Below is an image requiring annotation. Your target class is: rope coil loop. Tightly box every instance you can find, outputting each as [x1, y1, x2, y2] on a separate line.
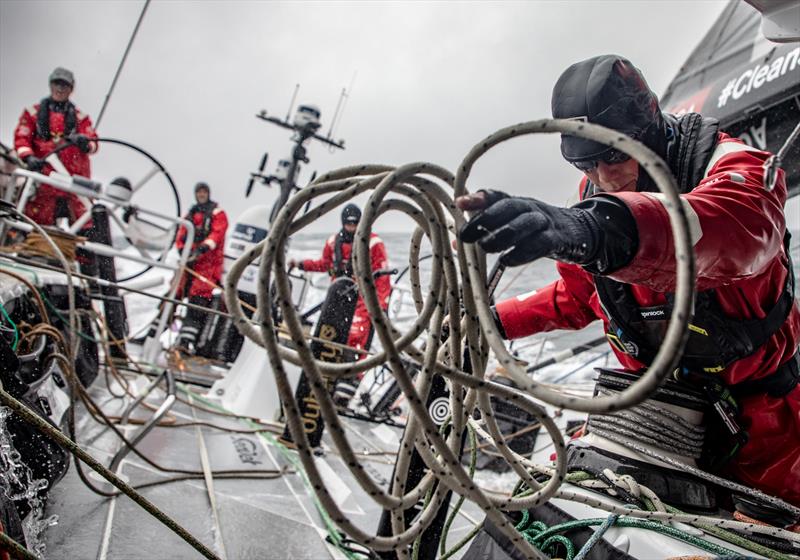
[455, 118, 695, 414]
[222, 118, 695, 558]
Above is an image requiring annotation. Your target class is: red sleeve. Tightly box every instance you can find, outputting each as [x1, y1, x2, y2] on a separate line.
[302, 236, 334, 272]
[201, 208, 228, 250]
[13, 107, 36, 159]
[370, 235, 391, 309]
[495, 262, 599, 339]
[76, 109, 99, 154]
[608, 141, 787, 292]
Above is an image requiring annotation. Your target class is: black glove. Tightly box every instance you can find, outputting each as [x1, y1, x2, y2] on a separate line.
[191, 244, 211, 259]
[24, 155, 45, 172]
[459, 190, 602, 267]
[460, 190, 639, 273]
[122, 206, 136, 224]
[67, 133, 91, 153]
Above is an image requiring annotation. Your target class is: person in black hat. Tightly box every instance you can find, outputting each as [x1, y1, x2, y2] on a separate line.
[288, 203, 393, 407]
[169, 182, 228, 354]
[13, 67, 99, 225]
[134, 182, 229, 353]
[457, 55, 800, 507]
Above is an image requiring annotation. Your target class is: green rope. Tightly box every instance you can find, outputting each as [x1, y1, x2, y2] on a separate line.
[514, 471, 793, 560]
[0, 530, 37, 560]
[409, 414, 458, 560]
[661, 504, 796, 560]
[515, 511, 574, 558]
[438, 423, 479, 559]
[516, 515, 750, 558]
[38, 289, 100, 343]
[0, 299, 19, 350]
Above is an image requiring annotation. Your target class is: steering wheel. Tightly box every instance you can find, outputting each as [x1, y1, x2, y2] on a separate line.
[39, 137, 182, 282]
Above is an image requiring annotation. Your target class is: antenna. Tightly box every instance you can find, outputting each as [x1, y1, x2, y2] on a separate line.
[284, 83, 300, 123]
[248, 87, 346, 205]
[326, 71, 357, 152]
[325, 88, 346, 141]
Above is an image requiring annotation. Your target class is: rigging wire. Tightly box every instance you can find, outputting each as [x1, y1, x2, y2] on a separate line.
[94, 0, 151, 130]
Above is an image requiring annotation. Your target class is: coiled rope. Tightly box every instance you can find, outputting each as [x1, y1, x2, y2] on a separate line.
[220, 118, 703, 559]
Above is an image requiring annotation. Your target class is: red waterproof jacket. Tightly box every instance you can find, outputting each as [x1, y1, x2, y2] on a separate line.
[14, 99, 98, 225]
[176, 202, 228, 299]
[495, 136, 800, 506]
[302, 232, 392, 352]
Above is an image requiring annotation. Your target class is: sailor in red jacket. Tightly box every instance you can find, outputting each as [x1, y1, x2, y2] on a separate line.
[459, 55, 800, 509]
[13, 67, 98, 225]
[289, 204, 392, 405]
[174, 182, 229, 353]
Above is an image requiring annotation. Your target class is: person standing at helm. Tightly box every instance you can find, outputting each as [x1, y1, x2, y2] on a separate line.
[458, 55, 800, 507]
[289, 204, 392, 405]
[13, 67, 98, 225]
[173, 182, 229, 354]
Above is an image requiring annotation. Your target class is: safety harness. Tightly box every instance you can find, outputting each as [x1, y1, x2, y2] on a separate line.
[595, 234, 795, 379]
[35, 98, 77, 141]
[187, 201, 217, 245]
[590, 112, 799, 460]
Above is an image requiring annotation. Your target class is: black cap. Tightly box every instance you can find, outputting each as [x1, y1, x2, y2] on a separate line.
[195, 181, 210, 193]
[552, 55, 661, 162]
[341, 203, 361, 225]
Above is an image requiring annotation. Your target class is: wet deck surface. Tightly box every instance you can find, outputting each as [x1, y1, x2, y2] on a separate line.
[43, 371, 481, 559]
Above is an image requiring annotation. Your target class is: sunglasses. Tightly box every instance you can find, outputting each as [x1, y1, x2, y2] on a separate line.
[571, 148, 632, 172]
[51, 80, 72, 88]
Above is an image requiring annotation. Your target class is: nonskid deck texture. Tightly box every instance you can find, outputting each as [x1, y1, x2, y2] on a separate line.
[42, 371, 482, 559]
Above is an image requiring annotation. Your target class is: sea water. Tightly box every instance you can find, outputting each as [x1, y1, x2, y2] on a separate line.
[0, 407, 58, 559]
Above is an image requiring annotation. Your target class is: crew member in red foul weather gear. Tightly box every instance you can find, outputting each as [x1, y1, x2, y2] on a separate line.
[459, 55, 800, 509]
[14, 67, 98, 225]
[289, 203, 392, 406]
[173, 182, 229, 353]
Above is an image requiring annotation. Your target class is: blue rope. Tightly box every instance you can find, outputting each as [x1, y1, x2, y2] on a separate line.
[573, 513, 618, 560]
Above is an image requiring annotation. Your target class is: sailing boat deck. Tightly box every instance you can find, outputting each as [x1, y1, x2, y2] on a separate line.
[43, 370, 481, 559]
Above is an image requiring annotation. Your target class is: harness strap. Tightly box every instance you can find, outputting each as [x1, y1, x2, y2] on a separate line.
[35, 98, 78, 141]
[596, 231, 796, 373]
[730, 352, 800, 399]
[187, 201, 217, 243]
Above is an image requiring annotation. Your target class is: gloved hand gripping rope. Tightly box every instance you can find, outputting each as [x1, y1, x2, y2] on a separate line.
[223, 119, 800, 558]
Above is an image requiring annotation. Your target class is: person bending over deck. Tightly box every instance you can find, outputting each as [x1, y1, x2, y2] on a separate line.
[14, 67, 98, 226]
[288, 204, 392, 406]
[458, 55, 800, 508]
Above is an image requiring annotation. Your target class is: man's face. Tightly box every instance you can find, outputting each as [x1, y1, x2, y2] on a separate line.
[49, 80, 73, 102]
[343, 222, 358, 233]
[196, 188, 210, 204]
[582, 159, 640, 193]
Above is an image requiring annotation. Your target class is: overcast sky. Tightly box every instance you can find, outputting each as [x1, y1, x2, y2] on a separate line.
[6, 0, 793, 236]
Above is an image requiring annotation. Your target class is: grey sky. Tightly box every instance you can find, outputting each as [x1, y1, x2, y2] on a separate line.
[2, 0, 767, 235]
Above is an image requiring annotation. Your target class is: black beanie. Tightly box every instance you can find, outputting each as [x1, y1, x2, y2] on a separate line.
[552, 55, 663, 162]
[341, 203, 361, 225]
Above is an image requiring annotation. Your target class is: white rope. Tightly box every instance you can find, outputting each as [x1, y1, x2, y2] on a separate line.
[222, 118, 702, 558]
